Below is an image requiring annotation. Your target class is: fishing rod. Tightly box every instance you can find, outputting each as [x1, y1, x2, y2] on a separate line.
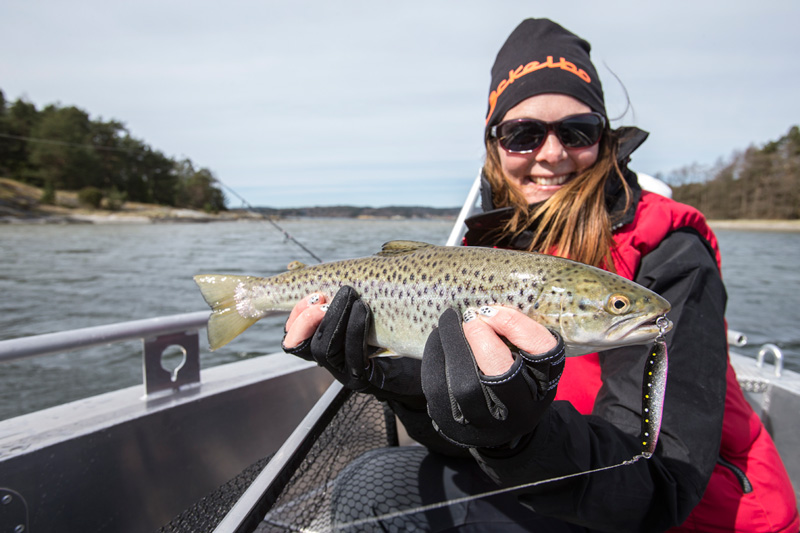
[212, 178, 323, 264]
[1, 131, 324, 263]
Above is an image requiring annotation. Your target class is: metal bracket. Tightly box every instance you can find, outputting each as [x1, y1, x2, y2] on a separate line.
[0, 488, 29, 533]
[143, 330, 201, 396]
[756, 343, 784, 378]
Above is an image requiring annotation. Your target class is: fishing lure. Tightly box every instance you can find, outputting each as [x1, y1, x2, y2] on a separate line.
[640, 316, 670, 457]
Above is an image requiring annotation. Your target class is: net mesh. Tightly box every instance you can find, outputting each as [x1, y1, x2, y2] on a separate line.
[159, 454, 274, 533]
[257, 392, 395, 532]
[159, 392, 394, 533]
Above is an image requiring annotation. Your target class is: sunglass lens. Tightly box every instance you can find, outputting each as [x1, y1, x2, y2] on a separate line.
[557, 115, 604, 147]
[498, 122, 547, 152]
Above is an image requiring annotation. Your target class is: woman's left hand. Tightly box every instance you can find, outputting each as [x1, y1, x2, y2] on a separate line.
[421, 306, 565, 449]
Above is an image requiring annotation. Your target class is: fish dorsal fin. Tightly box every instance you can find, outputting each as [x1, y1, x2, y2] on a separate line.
[287, 260, 307, 271]
[377, 240, 433, 256]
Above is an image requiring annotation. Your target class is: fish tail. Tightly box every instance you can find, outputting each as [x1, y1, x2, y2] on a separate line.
[194, 274, 261, 351]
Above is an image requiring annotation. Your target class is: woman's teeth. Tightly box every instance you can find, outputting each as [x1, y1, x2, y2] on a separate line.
[531, 174, 571, 186]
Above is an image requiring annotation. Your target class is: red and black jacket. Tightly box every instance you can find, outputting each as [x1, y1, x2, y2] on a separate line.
[399, 128, 798, 531]
[473, 191, 797, 532]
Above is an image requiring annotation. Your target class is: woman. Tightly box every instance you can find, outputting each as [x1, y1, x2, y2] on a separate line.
[282, 19, 798, 532]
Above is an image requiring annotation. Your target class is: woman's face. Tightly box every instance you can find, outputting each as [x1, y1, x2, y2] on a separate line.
[497, 94, 600, 204]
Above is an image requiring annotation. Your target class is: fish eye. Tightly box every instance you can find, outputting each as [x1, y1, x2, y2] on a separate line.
[607, 294, 631, 314]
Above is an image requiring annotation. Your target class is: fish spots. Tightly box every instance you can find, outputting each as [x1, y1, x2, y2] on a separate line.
[210, 242, 670, 358]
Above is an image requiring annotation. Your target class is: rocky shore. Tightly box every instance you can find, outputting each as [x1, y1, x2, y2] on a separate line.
[1, 205, 260, 224]
[0, 178, 261, 224]
[708, 219, 800, 232]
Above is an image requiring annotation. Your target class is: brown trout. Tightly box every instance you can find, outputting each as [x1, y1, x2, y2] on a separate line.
[194, 241, 671, 357]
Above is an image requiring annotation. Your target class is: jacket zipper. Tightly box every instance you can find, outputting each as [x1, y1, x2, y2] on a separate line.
[717, 456, 753, 493]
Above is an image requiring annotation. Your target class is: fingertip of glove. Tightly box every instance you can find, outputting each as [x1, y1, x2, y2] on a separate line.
[351, 298, 372, 322]
[439, 307, 465, 330]
[518, 330, 565, 364]
[331, 285, 357, 306]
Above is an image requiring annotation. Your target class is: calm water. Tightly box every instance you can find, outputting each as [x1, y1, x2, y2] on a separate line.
[1, 220, 798, 421]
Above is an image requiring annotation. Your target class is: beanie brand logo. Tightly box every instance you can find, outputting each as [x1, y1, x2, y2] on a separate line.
[486, 56, 592, 124]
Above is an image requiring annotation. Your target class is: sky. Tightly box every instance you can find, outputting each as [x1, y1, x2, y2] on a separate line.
[2, 1, 799, 208]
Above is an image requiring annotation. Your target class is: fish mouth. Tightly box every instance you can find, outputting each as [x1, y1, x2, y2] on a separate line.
[561, 313, 673, 357]
[611, 313, 672, 343]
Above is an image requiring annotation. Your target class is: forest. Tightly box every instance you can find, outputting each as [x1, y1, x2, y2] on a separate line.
[0, 89, 225, 213]
[664, 125, 800, 220]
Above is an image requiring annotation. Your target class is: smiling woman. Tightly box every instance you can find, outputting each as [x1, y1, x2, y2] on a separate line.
[278, 17, 799, 532]
[490, 96, 602, 204]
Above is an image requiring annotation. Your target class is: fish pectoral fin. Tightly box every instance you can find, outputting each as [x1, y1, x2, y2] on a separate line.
[194, 274, 261, 351]
[377, 240, 434, 256]
[368, 347, 400, 358]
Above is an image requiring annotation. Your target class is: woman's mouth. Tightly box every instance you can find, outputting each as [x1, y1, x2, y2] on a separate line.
[528, 174, 573, 187]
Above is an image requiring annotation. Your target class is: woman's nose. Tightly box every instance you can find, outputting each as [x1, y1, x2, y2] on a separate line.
[534, 131, 567, 164]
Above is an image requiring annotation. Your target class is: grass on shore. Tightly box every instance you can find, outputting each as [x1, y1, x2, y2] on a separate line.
[0, 177, 249, 221]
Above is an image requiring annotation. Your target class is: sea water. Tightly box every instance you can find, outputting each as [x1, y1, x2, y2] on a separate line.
[0, 220, 798, 421]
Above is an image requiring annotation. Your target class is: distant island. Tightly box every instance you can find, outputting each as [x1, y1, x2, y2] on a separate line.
[243, 205, 460, 220]
[3, 176, 799, 230]
[0, 177, 459, 223]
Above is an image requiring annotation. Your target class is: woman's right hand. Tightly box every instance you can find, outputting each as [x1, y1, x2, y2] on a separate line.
[282, 286, 424, 404]
[421, 307, 565, 449]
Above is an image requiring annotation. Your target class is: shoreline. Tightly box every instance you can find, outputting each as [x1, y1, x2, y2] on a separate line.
[0, 209, 262, 225]
[0, 210, 456, 225]
[708, 219, 800, 232]
[2, 211, 798, 231]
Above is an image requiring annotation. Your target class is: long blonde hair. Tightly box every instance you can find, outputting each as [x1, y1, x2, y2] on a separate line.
[482, 131, 632, 271]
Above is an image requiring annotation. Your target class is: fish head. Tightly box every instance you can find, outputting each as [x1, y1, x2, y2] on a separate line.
[529, 266, 672, 357]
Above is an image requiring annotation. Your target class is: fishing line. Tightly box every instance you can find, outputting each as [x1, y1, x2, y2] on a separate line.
[211, 178, 323, 264]
[602, 62, 635, 124]
[0, 132, 137, 153]
[319, 318, 671, 532]
[326, 453, 650, 532]
[1, 131, 324, 263]
[265, 455, 648, 532]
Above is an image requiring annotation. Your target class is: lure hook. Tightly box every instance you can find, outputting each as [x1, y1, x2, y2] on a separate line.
[656, 316, 670, 337]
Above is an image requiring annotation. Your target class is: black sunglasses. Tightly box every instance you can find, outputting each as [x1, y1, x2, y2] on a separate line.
[489, 112, 606, 153]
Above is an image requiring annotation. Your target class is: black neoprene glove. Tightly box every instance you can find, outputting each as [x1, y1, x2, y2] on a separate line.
[421, 308, 565, 449]
[282, 286, 424, 406]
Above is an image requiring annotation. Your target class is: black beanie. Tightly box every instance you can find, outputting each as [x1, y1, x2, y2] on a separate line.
[485, 19, 605, 131]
